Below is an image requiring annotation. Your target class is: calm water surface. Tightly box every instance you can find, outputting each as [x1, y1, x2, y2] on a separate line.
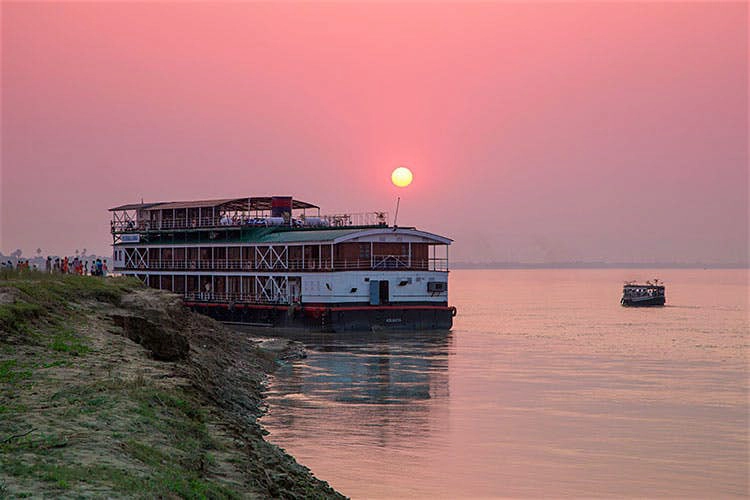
[259, 269, 748, 498]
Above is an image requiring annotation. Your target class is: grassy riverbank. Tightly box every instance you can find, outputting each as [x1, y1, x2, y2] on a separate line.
[0, 271, 343, 498]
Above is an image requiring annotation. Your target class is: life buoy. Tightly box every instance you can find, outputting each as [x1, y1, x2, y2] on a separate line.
[450, 306, 457, 317]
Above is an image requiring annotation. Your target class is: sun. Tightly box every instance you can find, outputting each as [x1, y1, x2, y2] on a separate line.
[391, 167, 413, 188]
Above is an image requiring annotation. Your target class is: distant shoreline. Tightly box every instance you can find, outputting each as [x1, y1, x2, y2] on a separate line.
[452, 262, 749, 270]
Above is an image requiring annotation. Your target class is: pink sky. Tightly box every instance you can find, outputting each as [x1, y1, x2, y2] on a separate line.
[1, 2, 747, 263]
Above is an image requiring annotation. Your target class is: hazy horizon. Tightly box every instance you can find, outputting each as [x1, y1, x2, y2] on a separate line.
[2, 2, 747, 264]
[1, 247, 747, 270]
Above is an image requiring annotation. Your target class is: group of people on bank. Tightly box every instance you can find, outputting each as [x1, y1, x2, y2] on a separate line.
[46, 256, 108, 276]
[3, 260, 36, 272]
[1, 256, 108, 276]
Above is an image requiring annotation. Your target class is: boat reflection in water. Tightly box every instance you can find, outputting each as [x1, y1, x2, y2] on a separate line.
[257, 330, 453, 470]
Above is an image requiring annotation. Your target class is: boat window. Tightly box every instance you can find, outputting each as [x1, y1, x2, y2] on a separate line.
[359, 243, 371, 259]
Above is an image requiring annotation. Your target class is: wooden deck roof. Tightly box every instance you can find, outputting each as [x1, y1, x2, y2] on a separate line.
[112, 226, 452, 246]
[109, 197, 319, 212]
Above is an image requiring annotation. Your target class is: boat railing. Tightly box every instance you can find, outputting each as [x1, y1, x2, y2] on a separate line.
[321, 212, 388, 227]
[111, 211, 388, 233]
[372, 254, 408, 269]
[429, 258, 449, 272]
[183, 291, 293, 305]
[112, 217, 299, 232]
[122, 257, 445, 272]
[622, 287, 664, 297]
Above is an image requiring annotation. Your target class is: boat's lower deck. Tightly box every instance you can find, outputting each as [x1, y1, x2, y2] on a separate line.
[185, 301, 455, 332]
[621, 296, 666, 307]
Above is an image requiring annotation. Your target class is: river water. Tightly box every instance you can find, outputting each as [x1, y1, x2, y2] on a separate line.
[259, 269, 748, 498]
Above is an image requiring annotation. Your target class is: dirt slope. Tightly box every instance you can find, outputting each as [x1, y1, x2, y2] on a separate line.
[0, 273, 344, 499]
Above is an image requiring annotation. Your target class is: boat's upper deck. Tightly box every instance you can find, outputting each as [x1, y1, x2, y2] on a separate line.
[622, 283, 665, 296]
[110, 196, 388, 233]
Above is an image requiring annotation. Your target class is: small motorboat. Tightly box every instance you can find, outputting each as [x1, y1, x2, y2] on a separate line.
[621, 279, 666, 307]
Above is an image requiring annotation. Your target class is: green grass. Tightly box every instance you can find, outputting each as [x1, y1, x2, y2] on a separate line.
[49, 325, 90, 355]
[0, 300, 43, 335]
[1, 270, 138, 303]
[1, 444, 240, 498]
[2, 377, 242, 498]
[0, 360, 33, 384]
[0, 457, 239, 499]
[130, 386, 219, 462]
[40, 360, 70, 369]
[51, 382, 109, 407]
[0, 272, 139, 331]
[0, 271, 138, 349]
[122, 439, 171, 467]
[0, 431, 72, 454]
[0, 403, 28, 415]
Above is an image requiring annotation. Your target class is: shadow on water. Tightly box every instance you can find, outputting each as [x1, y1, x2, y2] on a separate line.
[245, 328, 455, 405]
[236, 326, 453, 348]
[242, 327, 455, 447]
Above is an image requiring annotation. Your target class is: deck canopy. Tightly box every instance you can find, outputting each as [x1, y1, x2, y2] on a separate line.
[109, 202, 163, 211]
[254, 227, 453, 245]
[110, 197, 319, 212]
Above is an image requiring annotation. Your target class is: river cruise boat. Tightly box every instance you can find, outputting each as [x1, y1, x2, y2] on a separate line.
[621, 281, 666, 307]
[109, 196, 455, 331]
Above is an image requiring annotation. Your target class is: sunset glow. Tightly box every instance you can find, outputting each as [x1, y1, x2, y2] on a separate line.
[0, 2, 746, 264]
